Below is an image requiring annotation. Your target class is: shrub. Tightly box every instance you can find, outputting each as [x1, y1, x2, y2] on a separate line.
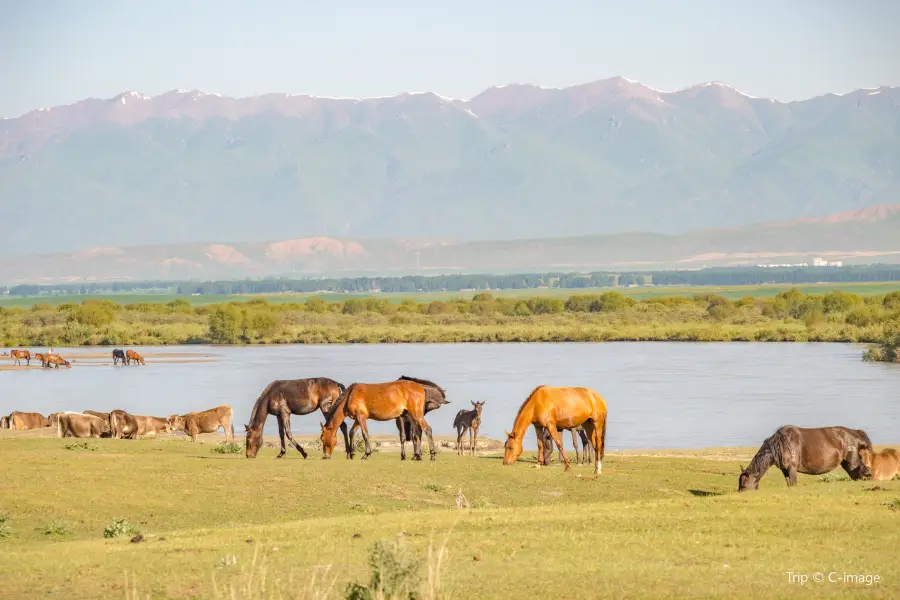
[211, 442, 243, 455]
[103, 518, 140, 539]
[346, 538, 423, 600]
[207, 305, 243, 343]
[39, 521, 72, 537]
[0, 515, 10, 539]
[73, 303, 114, 327]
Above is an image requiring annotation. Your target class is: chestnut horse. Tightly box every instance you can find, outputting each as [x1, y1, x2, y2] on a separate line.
[394, 375, 449, 461]
[43, 354, 71, 369]
[126, 349, 145, 365]
[244, 377, 350, 459]
[738, 425, 873, 491]
[503, 386, 607, 474]
[320, 380, 435, 461]
[10, 349, 31, 366]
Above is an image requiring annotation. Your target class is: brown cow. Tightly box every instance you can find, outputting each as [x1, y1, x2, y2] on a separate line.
[9, 411, 51, 430]
[109, 409, 140, 440]
[48, 412, 63, 427]
[0, 415, 10, 429]
[132, 415, 170, 437]
[57, 413, 110, 438]
[167, 405, 235, 443]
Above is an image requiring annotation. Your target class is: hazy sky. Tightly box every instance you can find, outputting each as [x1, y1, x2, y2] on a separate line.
[2, 0, 899, 118]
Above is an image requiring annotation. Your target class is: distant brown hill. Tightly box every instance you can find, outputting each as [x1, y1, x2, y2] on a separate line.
[1, 205, 898, 284]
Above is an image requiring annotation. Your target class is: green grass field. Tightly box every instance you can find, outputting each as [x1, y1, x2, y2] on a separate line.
[1, 434, 898, 599]
[3, 281, 900, 308]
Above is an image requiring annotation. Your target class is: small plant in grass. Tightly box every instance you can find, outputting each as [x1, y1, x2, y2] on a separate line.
[820, 472, 850, 483]
[885, 498, 900, 511]
[346, 538, 424, 600]
[39, 521, 72, 537]
[424, 483, 442, 492]
[352, 437, 377, 455]
[63, 441, 96, 452]
[104, 518, 140, 539]
[0, 515, 10, 539]
[211, 442, 242, 455]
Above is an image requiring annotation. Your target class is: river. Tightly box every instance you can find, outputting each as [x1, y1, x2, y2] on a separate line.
[3, 343, 898, 450]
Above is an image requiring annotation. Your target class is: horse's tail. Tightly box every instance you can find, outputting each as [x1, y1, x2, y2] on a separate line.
[229, 406, 235, 441]
[599, 413, 607, 461]
[452, 409, 466, 429]
[57, 415, 63, 438]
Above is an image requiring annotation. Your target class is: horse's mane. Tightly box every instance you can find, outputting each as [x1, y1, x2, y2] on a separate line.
[398, 375, 446, 398]
[248, 381, 278, 430]
[324, 383, 355, 428]
[518, 385, 546, 411]
[746, 426, 787, 476]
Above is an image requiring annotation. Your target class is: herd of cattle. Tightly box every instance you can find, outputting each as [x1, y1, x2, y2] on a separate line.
[0, 405, 234, 441]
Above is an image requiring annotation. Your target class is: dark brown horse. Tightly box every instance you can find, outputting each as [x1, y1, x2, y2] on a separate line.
[321, 380, 435, 461]
[453, 401, 485, 456]
[244, 378, 349, 459]
[394, 375, 449, 461]
[10, 349, 31, 366]
[537, 424, 596, 466]
[503, 386, 608, 474]
[738, 425, 873, 491]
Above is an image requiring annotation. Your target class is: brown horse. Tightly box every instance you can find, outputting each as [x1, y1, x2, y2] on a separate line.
[244, 378, 349, 459]
[10, 349, 31, 366]
[537, 424, 596, 466]
[126, 349, 145, 365]
[43, 355, 71, 369]
[394, 375, 450, 461]
[503, 386, 608, 474]
[859, 447, 900, 481]
[738, 426, 873, 491]
[32, 353, 45, 366]
[321, 380, 435, 461]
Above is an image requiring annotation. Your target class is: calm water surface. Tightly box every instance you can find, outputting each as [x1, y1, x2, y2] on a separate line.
[3, 343, 898, 450]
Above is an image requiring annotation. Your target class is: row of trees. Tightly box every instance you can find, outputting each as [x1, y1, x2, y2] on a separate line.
[7, 265, 900, 298]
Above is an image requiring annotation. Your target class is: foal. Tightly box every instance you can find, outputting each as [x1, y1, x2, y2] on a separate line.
[453, 401, 485, 456]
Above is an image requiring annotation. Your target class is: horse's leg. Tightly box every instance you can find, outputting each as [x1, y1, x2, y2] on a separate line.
[347, 422, 359, 459]
[456, 425, 464, 456]
[786, 467, 798, 487]
[397, 417, 407, 461]
[543, 423, 572, 472]
[411, 414, 436, 461]
[410, 420, 422, 461]
[280, 413, 307, 458]
[571, 429, 581, 464]
[358, 418, 372, 460]
[534, 425, 547, 465]
[470, 425, 477, 456]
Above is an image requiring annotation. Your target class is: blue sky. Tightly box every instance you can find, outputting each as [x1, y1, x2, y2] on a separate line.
[2, 0, 899, 117]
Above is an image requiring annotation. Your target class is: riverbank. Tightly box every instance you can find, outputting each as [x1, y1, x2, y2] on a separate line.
[0, 435, 897, 599]
[1, 288, 898, 347]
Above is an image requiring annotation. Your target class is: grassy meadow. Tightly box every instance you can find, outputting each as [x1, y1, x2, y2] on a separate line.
[0, 433, 898, 599]
[1, 285, 899, 350]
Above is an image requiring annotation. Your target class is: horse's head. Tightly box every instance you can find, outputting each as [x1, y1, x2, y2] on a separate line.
[472, 400, 485, 416]
[245, 424, 262, 458]
[856, 447, 874, 480]
[502, 430, 522, 465]
[320, 422, 336, 459]
[737, 465, 758, 492]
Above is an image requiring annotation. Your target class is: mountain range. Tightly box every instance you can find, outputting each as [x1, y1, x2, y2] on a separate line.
[2, 204, 898, 284]
[1, 77, 898, 254]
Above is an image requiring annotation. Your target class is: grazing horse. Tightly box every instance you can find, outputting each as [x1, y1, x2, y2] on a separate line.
[394, 375, 450, 461]
[112, 349, 126, 365]
[244, 378, 350, 459]
[125, 349, 145, 365]
[859, 447, 900, 481]
[503, 386, 608, 474]
[43, 354, 71, 369]
[537, 424, 596, 466]
[454, 401, 485, 456]
[321, 380, 435, 461]
[738, 426, 873, 491]
[10, 349, 31, 366]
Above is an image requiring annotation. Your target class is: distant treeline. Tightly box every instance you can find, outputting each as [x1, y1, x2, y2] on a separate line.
[6, 264, 900, 297]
